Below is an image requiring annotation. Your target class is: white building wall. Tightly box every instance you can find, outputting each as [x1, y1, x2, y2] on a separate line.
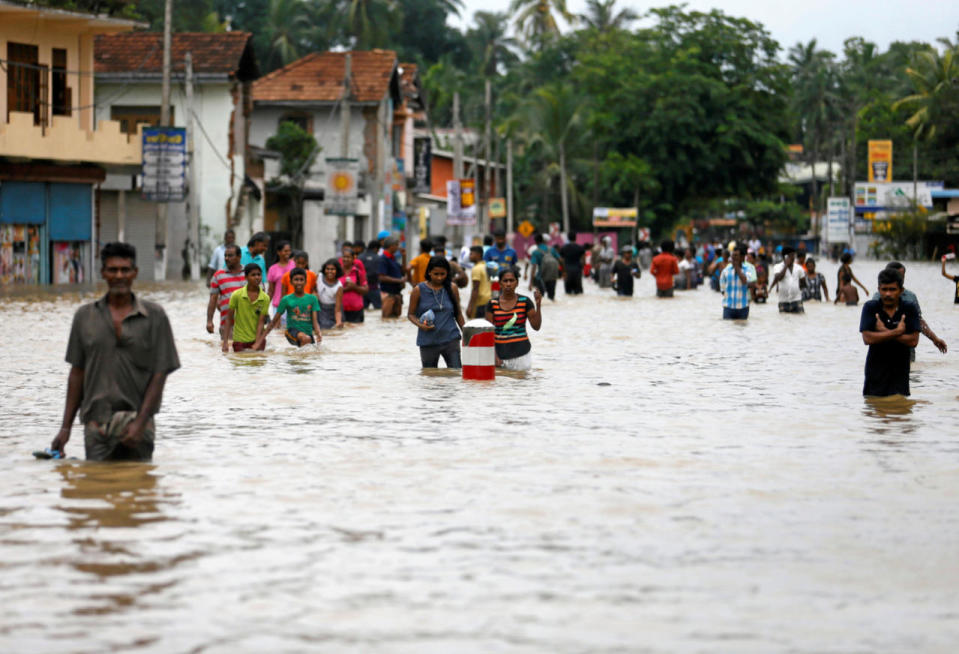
[95, 80, 239, 278]
[249, 104, 370, 195]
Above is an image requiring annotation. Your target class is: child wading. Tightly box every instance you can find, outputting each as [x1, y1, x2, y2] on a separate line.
[258, 267, 322, 347]
[223, 263, 270, 352]
[486, 267, 543, 371]
[408, 256, 465, 368]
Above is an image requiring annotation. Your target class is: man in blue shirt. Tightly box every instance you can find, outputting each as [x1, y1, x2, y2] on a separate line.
[240, 231, 269, 282]
[483, 230, 517, 276]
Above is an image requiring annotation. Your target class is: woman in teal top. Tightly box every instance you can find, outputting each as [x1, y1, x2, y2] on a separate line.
[408, 257, 465, 368]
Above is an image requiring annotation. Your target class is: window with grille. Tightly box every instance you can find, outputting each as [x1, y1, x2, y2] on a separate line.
[51, 48, 70, 117]
[6, 42, 47, 127]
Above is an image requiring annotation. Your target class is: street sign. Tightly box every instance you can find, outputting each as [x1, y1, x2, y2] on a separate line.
[826, 197, 851, 243]
[325, 158, 359, 215]
[854, 182, 934, 211]
[517, 220, 535, 238]
[489, 197, 506, 219]
[592, 207, 637, 227]
[142, 127, 187, 202]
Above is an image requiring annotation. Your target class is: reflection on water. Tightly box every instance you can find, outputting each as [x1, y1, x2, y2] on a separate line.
[58, 462, 167, 530]
[2, 261, 959, 652]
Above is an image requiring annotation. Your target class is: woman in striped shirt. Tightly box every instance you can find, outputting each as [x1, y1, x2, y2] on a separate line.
[485, 267, 543, 371]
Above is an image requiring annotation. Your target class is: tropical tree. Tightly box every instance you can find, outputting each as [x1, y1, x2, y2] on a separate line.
[467, 11, 519, 77]
[578, 0, 636, 34]
[892, 44, 959, 189]
[788, 39, 840, 210]
[509, 0, 575, 48]
[260, 0, 311, 71]
[344, 0, 402, 50]
[893, 45, 959, 141]
[520, 83, 587, 232]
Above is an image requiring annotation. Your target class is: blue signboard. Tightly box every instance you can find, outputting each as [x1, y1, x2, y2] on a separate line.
[142, 127, 187, 202]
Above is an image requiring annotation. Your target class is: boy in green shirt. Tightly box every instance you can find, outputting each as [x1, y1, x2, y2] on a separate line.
[258, 267, 322, 347]
[224, 263, 271, 352]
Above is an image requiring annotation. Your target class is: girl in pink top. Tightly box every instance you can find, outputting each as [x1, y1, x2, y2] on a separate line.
[339, 250, 369, 323]
[267, 240, 295, 308]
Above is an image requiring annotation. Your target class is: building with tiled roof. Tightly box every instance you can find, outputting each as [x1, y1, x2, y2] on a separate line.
[252, 50, 398, 105]
[249, 50, 404, 262]
[95, 32, 259, 80]
[93, 32, 260, 280]
[0, 1, 141, 286]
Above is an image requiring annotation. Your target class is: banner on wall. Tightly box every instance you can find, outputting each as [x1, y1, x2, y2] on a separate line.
[325, 158, 359, 215]
[413, 137, 431, 194]
[446, 179, 477, 225]
[0, 224, 41, 284]
[53, 242, 86, 284]
[867, 140, 893, 183]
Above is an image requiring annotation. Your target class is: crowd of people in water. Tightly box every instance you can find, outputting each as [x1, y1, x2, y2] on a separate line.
[204, 227, 959, 377]
[41, 231, 959, 461]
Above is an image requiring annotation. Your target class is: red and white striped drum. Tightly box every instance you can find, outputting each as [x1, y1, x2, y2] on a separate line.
[461, 319, 495, 381]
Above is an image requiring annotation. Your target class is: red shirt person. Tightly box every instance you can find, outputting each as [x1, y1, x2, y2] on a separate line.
[650, 240, 680, 297]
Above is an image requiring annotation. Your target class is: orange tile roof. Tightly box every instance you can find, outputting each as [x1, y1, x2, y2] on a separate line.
[95, 32, 256, 78]
[253, 50, 397, 104]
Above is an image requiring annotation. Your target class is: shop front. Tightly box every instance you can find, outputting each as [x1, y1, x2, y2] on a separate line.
[0, 179, 95, 285]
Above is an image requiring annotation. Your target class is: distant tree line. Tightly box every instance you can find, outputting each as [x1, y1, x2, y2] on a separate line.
[23, 0, 959, 237]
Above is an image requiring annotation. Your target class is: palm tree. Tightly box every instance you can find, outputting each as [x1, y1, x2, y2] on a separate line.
[509, 0, 575, 48]
[262, 0, 311, 70]
[893, 46, 959, 141]
[521, 83, 587, 233]
[892, 45, 959, 193]
[343, 0, 401, 50]
[467, 11, 519, 78]
[789, 39, 840, 214]
[578, 0, 636, 33]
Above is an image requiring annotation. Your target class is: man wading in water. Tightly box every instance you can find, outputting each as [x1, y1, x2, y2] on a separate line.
[859, 267, 920, 398]
[50, 243, 180, 461]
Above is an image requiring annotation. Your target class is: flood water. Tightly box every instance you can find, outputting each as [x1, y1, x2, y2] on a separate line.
[2, 259, 958, 653]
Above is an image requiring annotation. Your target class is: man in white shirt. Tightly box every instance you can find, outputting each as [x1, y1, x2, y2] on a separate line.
[770, 246, 804, 313]
[206, 229, 235, 286]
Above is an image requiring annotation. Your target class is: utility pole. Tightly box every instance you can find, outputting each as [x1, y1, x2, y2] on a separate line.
[452, 91, 463, 244]
[341, 53, 353, 241]
[506, 139, 513, 237]
[483, 78, 492, 235]
[155, 0, 172, 281]
[185, 51, 200, 281]
[453, 92, 463, 179]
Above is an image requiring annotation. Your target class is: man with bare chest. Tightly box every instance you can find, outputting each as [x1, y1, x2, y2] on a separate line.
[50, 242, 180, 461]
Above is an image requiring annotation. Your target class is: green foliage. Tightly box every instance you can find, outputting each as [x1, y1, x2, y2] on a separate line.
[872, 207, 929, 260]
[112, 0, 959, 240]
[266, 121, 319, 179]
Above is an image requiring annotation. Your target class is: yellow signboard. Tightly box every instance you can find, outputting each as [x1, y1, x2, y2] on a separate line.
[868, 140, 893, 182]
[592, 207, 638, 228]
[489, 197, 506, 219]
[517, 220, 535, 238]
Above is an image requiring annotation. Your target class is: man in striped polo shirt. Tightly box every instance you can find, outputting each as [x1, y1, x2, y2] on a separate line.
[206, 244, 245, 336]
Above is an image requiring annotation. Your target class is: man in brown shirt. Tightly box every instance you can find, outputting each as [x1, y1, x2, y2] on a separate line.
[50, 242, 180, 461]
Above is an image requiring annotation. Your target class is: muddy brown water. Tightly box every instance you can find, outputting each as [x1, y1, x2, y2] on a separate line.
[1, 259, 958, 652]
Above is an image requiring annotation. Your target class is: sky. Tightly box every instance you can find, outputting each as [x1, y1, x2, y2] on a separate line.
[451, 0, 959, 57]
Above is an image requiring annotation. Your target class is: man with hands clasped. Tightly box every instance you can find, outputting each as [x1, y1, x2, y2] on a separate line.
[860, 267, 920, 397]
[719, 246, 756, 320]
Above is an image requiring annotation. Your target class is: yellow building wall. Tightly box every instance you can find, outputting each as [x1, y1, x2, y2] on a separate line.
[0, 9, 139, 166]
